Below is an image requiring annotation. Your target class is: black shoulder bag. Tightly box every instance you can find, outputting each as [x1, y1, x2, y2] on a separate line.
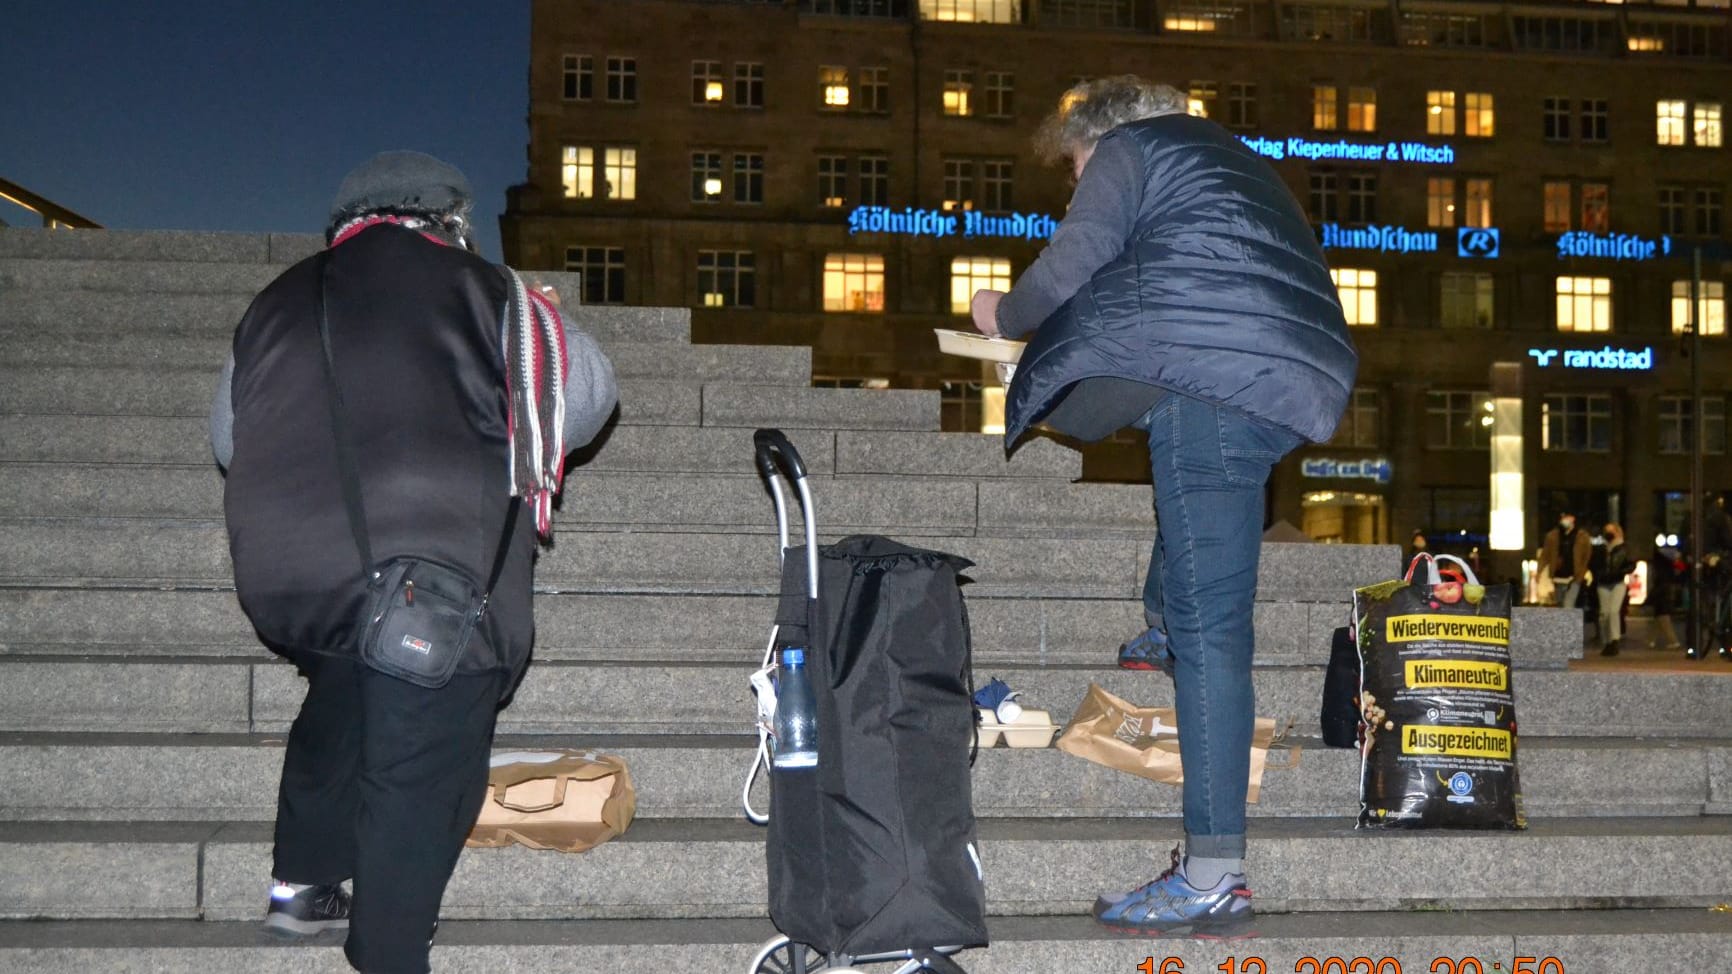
[315, 255, 519, 688]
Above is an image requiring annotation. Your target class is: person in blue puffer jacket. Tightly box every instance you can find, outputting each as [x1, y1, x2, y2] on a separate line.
[970, 77, 1357, 936]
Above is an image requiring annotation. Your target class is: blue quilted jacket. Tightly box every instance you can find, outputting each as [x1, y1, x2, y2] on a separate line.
[1004, 114, 1358, 447]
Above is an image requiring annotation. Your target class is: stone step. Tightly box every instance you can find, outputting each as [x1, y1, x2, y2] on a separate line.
[0, 370, 939, 429]
[4, 911, 1727, 974]
[0, 658, 1718, 739]
[0, 419, 1082, 479]
[0, 228, 321, 263]
[0, 522, 1394, 601]
[0, 290, 693, 343]
[0, 732, 1718, 823]
[0, 465, 1150, 537]
[2, 817, 1726, 921]
[0, 589, 1585, 668]
[0, 332, 808, 382]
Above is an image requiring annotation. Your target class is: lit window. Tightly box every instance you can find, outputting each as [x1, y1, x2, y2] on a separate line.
[1426, 90, 1456, 136]
[950, 256, 1012, 314]
[691, 152, 723, 203]
[1657, 99, 1688, 146]
[1464, 178, 1493, 228]
[1165, 15, 1218, 31]
[944, 70, 974, 116]
[1331, 268, 1378, 326]
[698, 250, 755, 308]
[1694, 102, 1723, 147]
[1427, 178, 1456, 228]
[1227, 82, 1257, 128]
[606, 57, 637, 103]
[1672, 280, 1727, 336]
[1347, 87, 1376, 132]
[1464, 91, 1494, 137]
[603, 148, 636, 200]
[1441, 272, 1494, 329]
[820, 66, 850, 108]
[562, 55, 593, 101]
[818, 155, 848, 208]
[1580, 183, 1609, 233]
[1543, 181, 1572, 233]
[1312, 85, 1338, 130]
[734, 63, 765, 108]
[1188, 81, 1218, 119]
[943, 158, 975, 211]
[692, 60, 724, 104]
[858, 66, 890, 114]
[982, 159, 1013, 211]
[733, 154, 764, 204]
[859, 155, 889, 206]
[561, 146, 594, 199]
[823, 254, 886, 312]
[1629, 35, 1664, 52]
[920, 0, 1020, 23]
[564, 246, 625, 305]
[1556, 276, 1612, 333]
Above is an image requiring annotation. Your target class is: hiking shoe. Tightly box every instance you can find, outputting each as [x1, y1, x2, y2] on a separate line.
[264, 882, 350, 936]
[1118, 626, 1175, 676]
[1094, 848, 1254, 936]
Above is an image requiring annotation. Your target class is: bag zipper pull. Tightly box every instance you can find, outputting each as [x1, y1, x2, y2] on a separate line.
[404, 580, 415, 606]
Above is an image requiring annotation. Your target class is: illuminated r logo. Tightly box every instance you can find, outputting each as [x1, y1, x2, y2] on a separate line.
[1458, 228, 1501, 258]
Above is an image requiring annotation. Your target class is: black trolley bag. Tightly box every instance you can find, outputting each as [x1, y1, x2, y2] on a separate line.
[744, 430, 987, 974]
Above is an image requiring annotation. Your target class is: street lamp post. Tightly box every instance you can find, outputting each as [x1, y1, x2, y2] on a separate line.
[1688, 244, 1706, 659]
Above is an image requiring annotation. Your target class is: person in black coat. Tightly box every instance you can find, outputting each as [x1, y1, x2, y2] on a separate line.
[970, 77, 1357, 935]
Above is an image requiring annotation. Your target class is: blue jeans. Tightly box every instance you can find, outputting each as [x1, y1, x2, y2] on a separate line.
[1139, 392, 1300, 859]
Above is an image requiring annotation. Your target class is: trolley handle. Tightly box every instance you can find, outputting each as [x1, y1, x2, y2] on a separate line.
[753, 428, 819, 597]
[753, 428, 808, 483]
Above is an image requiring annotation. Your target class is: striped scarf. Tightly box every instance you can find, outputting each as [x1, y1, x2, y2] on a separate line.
[331, 216, 569, 537]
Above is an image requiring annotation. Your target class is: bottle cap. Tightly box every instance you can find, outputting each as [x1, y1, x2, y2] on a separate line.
[781, 648, 805, 666]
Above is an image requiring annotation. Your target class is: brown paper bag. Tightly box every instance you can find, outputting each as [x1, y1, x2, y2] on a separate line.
[1055, 684, 1297, 802]
[466, 749, 636, 852]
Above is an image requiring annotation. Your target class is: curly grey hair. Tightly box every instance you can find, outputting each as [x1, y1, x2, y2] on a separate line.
[1035, 76, 1189, 165]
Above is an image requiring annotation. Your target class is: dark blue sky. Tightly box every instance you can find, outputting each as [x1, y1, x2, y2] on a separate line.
[2, 1, 530, 260]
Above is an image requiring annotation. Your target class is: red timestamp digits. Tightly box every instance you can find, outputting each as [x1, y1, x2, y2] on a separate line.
[1140, 958, 1564, 974]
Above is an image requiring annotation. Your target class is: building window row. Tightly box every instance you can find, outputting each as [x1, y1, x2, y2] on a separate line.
[1657, 99, 1724, 147]
[691, 60, 765, 108]
[1324, 270, 1726, 335]
[561, 54, 636, 103]
[1543, 97, 1610, 143]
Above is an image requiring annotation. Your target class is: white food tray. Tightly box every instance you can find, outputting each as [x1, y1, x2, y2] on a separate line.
[934, 328, 1025, 364]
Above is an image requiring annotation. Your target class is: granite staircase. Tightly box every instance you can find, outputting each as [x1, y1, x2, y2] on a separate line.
[0, 228, 1728, 972]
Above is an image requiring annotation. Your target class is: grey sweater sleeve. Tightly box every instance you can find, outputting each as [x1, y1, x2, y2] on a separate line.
[210, 352, 235, 470]
[996, 131, 1144, 339]
[558, 310, 619, 453]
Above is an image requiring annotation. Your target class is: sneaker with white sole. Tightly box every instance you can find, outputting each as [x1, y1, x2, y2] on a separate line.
[264, 881, 351, 936]
[1093, 847, 1254, 937]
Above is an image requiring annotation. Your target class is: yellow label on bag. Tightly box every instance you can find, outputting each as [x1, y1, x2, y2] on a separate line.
[1386, 613, 1510, 645]
[1401, 725, 1513, 759]
[1404, 659, 1509, 691]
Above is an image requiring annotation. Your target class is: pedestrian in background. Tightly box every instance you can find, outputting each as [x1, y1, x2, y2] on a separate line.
[1595, 523, 1630, 656]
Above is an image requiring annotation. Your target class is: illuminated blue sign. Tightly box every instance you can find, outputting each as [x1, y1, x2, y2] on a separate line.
[1556, 232, 1674, 261]
[1239, 135, 1455, 165]
[1302, 457, 1393, 484]
[847, 206, 1057, 241]
[1320, 224, 1438, 254]
[1526, 346, 1654, 371]
[1458, 228, 1501, 259]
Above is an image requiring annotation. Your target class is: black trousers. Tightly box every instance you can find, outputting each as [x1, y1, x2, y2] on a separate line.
[272, 653, 503, 974]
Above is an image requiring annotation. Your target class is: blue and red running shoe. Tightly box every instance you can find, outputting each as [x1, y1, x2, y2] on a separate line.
[1093, 847, 1254, 937]
[1117, 626, 1176, 676]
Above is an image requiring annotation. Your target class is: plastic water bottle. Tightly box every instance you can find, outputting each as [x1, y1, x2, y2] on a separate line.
[772, 648, 819, 770]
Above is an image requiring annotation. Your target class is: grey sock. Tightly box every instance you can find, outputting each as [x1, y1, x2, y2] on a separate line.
[1182, 855, 1242, 889]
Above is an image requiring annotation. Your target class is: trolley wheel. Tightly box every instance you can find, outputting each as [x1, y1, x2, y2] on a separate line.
[748, 935, 857, 974]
